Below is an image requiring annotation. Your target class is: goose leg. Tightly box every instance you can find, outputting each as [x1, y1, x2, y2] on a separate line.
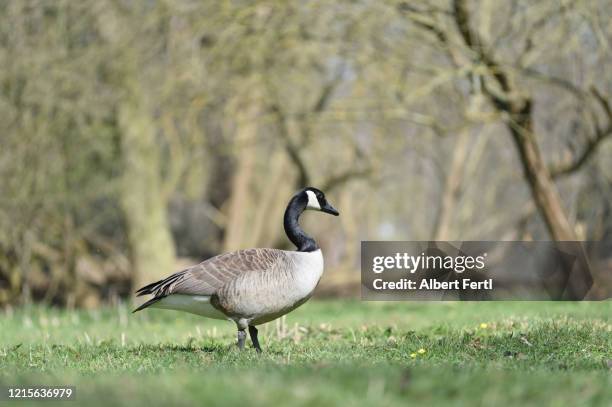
[248, 325, 262, 353]
[237, 329, 246, 350]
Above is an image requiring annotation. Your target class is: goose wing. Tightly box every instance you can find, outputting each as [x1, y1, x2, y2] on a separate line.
[135, 248, 287, 302]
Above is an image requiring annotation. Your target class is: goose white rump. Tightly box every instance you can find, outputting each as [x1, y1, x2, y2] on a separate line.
[153, 295, 226, 319]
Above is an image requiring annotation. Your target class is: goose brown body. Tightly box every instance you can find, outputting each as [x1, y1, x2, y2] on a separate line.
[134, 186, 339, 352]
[135, 248, 323, 328]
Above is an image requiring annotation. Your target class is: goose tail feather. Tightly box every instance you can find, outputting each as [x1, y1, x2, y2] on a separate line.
[132, 297, 162, 313]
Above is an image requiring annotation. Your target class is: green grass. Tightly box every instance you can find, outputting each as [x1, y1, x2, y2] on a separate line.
[1, 301, 610, 406]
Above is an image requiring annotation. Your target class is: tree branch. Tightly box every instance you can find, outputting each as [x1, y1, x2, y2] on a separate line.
[320, 167, 372, 193]
[453, 0, 511, 93]
[271, 104, 311, 187]
[549, 127, 612, 178]
[550, 86, 612, 178]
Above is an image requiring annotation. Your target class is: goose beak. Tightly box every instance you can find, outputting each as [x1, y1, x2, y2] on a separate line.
[321, 202, 340, 216]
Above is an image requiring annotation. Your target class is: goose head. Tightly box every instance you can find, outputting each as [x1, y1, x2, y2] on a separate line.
[302, 187, 340, 216]
[284, 187, 339, 252]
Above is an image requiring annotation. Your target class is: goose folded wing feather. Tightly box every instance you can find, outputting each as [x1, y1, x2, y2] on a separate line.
[170, 248, 286, 296]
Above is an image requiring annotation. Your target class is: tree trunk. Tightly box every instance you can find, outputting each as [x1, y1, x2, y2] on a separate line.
[249, 148, 290, 248]
[433, 130, 470, 240]
[451, 0, 578, 241]
[223, 105, 259, 252]
[118, 98, 176, 290]
[507, 101, 577, 241]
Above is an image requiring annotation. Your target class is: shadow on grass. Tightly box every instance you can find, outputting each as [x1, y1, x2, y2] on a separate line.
[129, 343, 223, 354]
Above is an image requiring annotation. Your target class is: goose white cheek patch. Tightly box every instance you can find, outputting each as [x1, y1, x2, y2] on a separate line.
[305, 190, 321, 210]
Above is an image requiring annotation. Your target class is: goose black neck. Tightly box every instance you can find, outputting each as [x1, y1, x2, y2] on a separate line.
[283, 195, 318, 252]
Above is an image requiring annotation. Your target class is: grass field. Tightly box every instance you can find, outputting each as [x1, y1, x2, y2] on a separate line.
[0, 301, 610, 406]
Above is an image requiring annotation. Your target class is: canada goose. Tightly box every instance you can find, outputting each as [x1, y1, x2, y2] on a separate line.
[133, 187, 339, 352]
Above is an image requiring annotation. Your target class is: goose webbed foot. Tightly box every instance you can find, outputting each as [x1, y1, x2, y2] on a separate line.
[237, 329, 246, 350]
[248, 325, 262, 353]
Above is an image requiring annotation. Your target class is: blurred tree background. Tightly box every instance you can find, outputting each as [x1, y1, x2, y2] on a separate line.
[0, 0, 610, 307]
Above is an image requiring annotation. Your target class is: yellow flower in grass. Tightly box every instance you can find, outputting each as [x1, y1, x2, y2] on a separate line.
[410, 353, 417, 358]
[417, 348, 426, 354]
[480, 323, 488, 329]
